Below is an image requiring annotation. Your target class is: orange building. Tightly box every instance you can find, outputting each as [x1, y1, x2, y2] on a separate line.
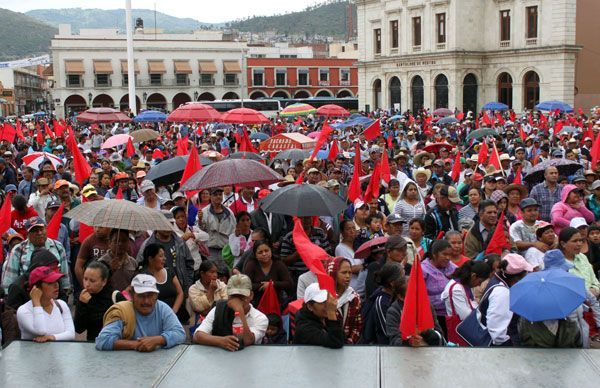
[246, 58, 358, 100]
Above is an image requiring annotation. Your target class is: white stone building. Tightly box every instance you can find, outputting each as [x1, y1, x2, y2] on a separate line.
[357, 0, 600, 113]
[49, 24, 249, 118]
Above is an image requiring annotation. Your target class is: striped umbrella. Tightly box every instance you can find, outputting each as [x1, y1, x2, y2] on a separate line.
[22, 152, 64, 170]
[64, 199, 174, 231]
[280, 103, 317, 117]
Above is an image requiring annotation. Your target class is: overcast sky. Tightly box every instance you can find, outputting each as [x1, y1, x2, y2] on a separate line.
[3, 0, 318, 23]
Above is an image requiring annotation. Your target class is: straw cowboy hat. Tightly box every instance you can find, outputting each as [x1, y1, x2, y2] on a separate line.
[413, 151, 435, 167]
[412, 167, 432, 182]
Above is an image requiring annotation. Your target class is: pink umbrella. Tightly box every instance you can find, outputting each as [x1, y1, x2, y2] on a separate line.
[316, 104, 350, 117]
[76, 107, 132, 124]
[307, 131, 321, 139]
[101, 134, 133, 149]
[167, 103, 221, 123]
[220, 108, 270, 125]
[22, 152, 64, 170]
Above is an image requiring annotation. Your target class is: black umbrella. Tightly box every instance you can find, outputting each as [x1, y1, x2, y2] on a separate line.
[228, 152, 264, 161]
[272, 149, 310, 163]
[145, 155, 212, 186]
[466, 128, 497, 141]
[259, 184, 347, 217]
[524, 159, 583, 184]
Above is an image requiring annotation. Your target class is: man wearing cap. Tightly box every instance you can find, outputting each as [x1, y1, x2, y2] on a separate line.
[530, 166, 563, 222]
[424, 185, 460, 240]
[194, 274, 268, 350]
[82, 184, 102, 202]
[54, 179, 81, 212]
[197, 187, 236, 268]
[306, 167, 322, 185]
[106, 172, 138, 202]
[509, 199, 551, 256]
[430, 159, 452, 186]
[2, 217, 70, 294]
[28, 177, 56, 218]
[95, 274, 186, 351]
[45, 199, 71, 260]
[514, 147, 532, 170]
[136, 180, 160, 210]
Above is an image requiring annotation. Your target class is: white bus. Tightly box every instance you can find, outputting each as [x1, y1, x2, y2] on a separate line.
[199, 99, 281, 118]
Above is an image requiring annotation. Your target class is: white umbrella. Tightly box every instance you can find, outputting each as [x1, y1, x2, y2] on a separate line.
[22, 152, 64, 170]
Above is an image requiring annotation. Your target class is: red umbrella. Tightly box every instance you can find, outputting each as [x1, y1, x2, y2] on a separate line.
[433, 108, 453, 117]
[76, 107, 132, 124]
[316, 104, 350, 117]
[422, 142, 455, 154]
[180, 158, 283, 191]
[220, 108, 270, 125]
[355, 236, 388, 259]
[167, 102, 221, 123]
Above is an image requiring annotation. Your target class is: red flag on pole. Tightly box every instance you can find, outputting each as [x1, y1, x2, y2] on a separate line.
[380, 146, 391, 184]
[513, 166, 523, 185]
[310, 121, 333, 160]
[295, 171, 305, 184]
[364, 162, 381, 204]
[46, 203, 65, 240]
[239, 128, 257, 153]
[182, 145, 201, 199]
[519, 125, 527, 142]
[450, 151, 461, 182]
[474, 113, 479, 129]
[257, 281, 281, 317]
[176, 136, 188, 156]
[477, 142, 489, 165]
[327, 140, 339, 162]
[399, 256, 434, 340]
[456, 111, 464, 121]
[66, 130, 92, 185]
[0, 192, 14, 237]
[489, 143, 502, 172]
[52, 119, 64, 138]
[292, 218, 336, 297]
[485, 212, 511, 255]
[1, 123, 16, 143]
[482, 112, 493, 126]
[347, 143, 363, 202]
[363, 119, 381, 141]
[44, 121, 55, 139]
[591, 131, 600, 170]
[509, 110, 516, 122]
[15, 120, 26, 141]
[126, 138, 136, 158]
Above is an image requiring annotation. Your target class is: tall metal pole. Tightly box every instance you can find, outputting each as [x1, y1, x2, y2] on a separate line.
[126, 0, 137, 113]
[240, 44, 245, 108]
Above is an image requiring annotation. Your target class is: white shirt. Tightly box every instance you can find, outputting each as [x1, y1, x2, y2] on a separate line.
[524, 247, 545, 270]
[485, 285, 512, 345]
[441, 280, 477, 321]
[16, 299, 75, 341]
[196, 304, 268, 344]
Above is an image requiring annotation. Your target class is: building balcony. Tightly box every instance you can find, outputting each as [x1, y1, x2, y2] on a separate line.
[526, 38, 538, 46]
[500, 40, 511, 48]
[413, 45, 421, 52]
[199, 78, 215, 86]
[340, 80, 351, 86]
[66, 80, 84, 88]
[318, 80, 330, 86]
[94, 79, 112, 88]
[223, 77, 240, 86]
[135, 78, 196, 88]
[436, 43, 446, 50]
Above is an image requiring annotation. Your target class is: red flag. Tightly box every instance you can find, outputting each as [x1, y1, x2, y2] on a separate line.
[1, 122, 16, 143]
[528, 113, 535, 126]
[52, 119, 64, 138]
[310, 122, 334, 160]
[519, 125, 527, 142]
[489, 143, 502, 171]
[554, 120, 564, 134]
[513, 166, 522, 185]
[578, 107, 584, 117]
[482, 112, 493, 126]
[44, 121, 55, 139]
[380, 146, 391, 184]
[0, 192, 13, 237]
[327, 140, 339, 162]
[495, 113, 505, 125]
[399, 255, 434, 340]
[456, 111, 464, 121]
[15, 120, 25, 141]
[66, 131, 92, 185]
[539, 113, 548, 129]
[474, 113, 479, 129]
[292, 218, 336, 297]
[582, 122, 594, 146]
[485, 212, 511, 255]
[126, 138, 136, 158]
[295, 171, 305, 184]
[36, 126, 44, 145]
[509, 110, 516, 122]
[182, 145, 201, 186]
[115, 186, 124, 200]
[450, 151, 461, 182]
[240, 128, 257, 153]
[591, 131, 600, 170]
[176, 136, 189, 156]
[363, 119, 381, 141]
[46, 203, 65, 240]
[257, 280, 281, 317]
[386, 133, 393, 149]
[364, 162, 381, 204]
[347, 143, 363, 202]
[477, 142, 489, 165]
[152, 149, 164, 159]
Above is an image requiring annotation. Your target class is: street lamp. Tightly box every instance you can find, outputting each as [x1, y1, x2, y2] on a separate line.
[143, 92, 148, 103]
[194, 91, 199, 101]
[88, 92, 93, 107]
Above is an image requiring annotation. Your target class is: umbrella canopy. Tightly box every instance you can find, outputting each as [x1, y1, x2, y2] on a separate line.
[33, 111, 46, 117]
[535, 100, 574, 113]
[437, 116, 458, 125]
[130, 128, 160, 143]
[220, 108, 270, 125]
[433, 108, 453, 117]
[482, 102, 509, 111]
[259, 184, 347, 217]
[228, 152, 263, 161]
[307, 131, 321, 139]
[133, 110, 167, 123]
[423, 142, 454, 154]
[466, 128, 498, 141]
[272, 149, 311, 163]
[388, 115, 404, 122]
[101, 134, 133, 149]
[77, 107, 132, 124]
[316, 104, 350, 117]
[557, 126, 580, 135]
[22, 152, 64, 170]
[201, 150, 224, 160]
[180, 159, 283, 191]
[64, 199, 174, 231]
[280, 103, 317, 117]
[145, 155, 212, 186]
[355, 236, 389, 259]
[510, 269, 586, 322]
[166, 103, 221, 123]
[524, 159, 583, 184]
[249, 132, 270, 141]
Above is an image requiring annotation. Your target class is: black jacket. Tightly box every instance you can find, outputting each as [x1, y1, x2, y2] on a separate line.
[293, 305, 344, 349]
[74, 286, 124, 341]
[424, 206, 459, 240]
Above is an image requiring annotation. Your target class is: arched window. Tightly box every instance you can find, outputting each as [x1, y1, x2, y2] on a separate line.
[411, 76, 424, 114]
[523, 71, 540, 110]
[434, 74, 448, 109]
[373, 79, 382, 110]
[462, 73, 478, 113]
[497, 72, 513, 108]
[389, 77, 401, 110]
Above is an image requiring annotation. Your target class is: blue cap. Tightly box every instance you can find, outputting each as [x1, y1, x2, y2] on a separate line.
[543, 249, 575, 272]
[5, 184, 17, 193]
[386, 214, 403, 224]
[25, 217, 46, 232]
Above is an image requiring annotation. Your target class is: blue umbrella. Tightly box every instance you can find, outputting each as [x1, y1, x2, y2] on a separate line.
[437, 116, 458, 125]
[250, 132, 270, 141]
[510, 269, 586, 322]
[482, 102, 509, 111]
[535, 100, 574, 113]
[388, 115, 404, 121]
[33, 111, 47, 117]
[134, 110, 167, 123]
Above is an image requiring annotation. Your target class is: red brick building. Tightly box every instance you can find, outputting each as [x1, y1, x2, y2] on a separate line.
[246, 58, 358, 100]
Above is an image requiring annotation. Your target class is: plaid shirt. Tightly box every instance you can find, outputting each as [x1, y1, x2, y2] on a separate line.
[530, 182, 563, 222]
[280, 227, 331, 274]
[337, 291, 363, 344]
[1, 238, 71, 292]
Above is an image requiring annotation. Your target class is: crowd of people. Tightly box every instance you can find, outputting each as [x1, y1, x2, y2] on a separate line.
[1, 104, 600, 352]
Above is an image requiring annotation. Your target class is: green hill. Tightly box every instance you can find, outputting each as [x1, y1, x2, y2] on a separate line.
[0, 8, 56, 61]
[25, 8, 218, 33]
[230, 0, 355, 38]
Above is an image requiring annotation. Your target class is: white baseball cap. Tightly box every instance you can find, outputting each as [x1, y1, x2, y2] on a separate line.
[570, 217, 588, 229]
[304, 282, 328, 303]
[131, 274, 159, 294]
